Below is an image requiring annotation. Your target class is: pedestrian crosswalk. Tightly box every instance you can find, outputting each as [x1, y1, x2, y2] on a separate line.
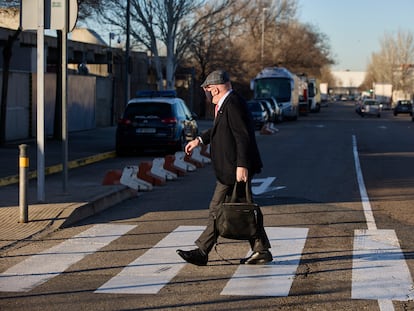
[0, 224, 412, 304]
[0, 224, 136, 292]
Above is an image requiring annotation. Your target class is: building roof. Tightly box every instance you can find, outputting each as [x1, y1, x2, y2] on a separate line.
[332, 71, 366, 88]
[70, 28, 107, 46]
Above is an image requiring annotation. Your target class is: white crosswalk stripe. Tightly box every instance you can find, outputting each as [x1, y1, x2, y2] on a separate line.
[0, 224, 136, 292]
[95, 225, 204, 294]
[352, 229, 414, 301]
[221, 227, 308, 297]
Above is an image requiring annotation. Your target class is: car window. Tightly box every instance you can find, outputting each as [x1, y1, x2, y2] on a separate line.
[125, 102, 172, 119]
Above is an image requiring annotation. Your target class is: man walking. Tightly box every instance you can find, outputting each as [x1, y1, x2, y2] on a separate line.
[176, 70, 272, 266]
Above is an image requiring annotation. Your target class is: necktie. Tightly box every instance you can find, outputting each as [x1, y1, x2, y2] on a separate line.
[215, 104, 219, 117]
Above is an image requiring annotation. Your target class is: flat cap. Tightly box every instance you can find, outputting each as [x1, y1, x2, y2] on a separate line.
[200, 70, 230, 87]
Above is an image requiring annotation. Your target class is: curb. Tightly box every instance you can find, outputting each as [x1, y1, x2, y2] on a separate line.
[0, 151, 117, 187]
[59, 186, 138, 229]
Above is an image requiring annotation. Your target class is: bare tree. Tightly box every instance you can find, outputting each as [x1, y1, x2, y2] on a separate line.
[365, 30, 414, 94]
[94, 0, 236, 90]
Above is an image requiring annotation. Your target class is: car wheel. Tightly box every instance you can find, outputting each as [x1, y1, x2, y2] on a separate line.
[377, 113, 381, 118]
[394, 112, 397, 116]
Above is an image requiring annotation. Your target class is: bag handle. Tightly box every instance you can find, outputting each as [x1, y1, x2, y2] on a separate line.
[229, 181, 253, 203]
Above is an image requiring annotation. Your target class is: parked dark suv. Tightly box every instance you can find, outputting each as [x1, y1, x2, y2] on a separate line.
[393, 100, 412, 116]
[115, 90, 198, 155]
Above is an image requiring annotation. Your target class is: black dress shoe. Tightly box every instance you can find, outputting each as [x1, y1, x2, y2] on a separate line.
[240, 250, 273, 265]
[176, 248, 208, 266]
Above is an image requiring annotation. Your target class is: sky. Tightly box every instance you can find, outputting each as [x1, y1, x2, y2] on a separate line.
[298, 0, 414, 72]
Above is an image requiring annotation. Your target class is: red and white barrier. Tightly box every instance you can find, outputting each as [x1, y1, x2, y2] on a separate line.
[151, 158, 178, 181]
[175, 151, 197, 172]
[120, 166, 153, 191]
[138, 162, 166, 186]
[260, 122, 279, 135]
[102, 170, 122, 185]
[191, 146, 211, 164]
[164, 154, 187, 176]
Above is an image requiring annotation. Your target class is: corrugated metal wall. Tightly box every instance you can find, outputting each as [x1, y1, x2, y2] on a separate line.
[1, 70, 113, 142]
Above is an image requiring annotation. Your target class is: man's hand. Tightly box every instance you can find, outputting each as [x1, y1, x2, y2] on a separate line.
[236, 167, 248, 182]
[184, 138, 200, 155]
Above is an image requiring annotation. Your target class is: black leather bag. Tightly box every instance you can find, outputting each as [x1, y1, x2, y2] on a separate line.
[215, 182, 259, 240]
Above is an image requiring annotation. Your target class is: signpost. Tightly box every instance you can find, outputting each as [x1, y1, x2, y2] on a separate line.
[20, 0, 78, 201]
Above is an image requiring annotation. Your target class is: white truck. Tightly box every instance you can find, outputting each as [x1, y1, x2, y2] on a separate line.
[373, 83, 392, 109]
[307, 78, 321, 112]
[319, 82, 329, 106]
[250, 67, 306, 120]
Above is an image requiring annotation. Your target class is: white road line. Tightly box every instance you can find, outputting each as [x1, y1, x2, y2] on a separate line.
[352, 135, 414, 310]
[95, 225, 205, 294]
[352, 135, 376, 230]
[221, 227, 309, 297]
[352, 229, 414, 301]
[0, 224, 136, 292]
[251, 177, 276, 195]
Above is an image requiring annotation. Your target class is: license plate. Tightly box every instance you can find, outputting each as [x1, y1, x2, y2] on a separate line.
[136, 128, 156, 134]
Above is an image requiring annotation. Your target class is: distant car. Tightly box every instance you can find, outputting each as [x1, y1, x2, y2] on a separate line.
[393, 100, 412, 116]
[358, 99, 382, 118]
[247, 100, 268, 129]
[115, 90, 198, 155]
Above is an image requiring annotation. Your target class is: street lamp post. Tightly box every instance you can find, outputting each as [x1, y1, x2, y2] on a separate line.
[261, 8, 268, 67]
[125, 0, 131, 107]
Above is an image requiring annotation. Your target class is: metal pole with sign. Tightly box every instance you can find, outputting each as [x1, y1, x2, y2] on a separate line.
[36, 0, 45, 202]
[22, 0, 78, 198]
[61, 0, 69, 193]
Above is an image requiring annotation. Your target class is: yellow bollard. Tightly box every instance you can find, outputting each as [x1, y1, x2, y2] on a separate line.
[19, 144, 29, 223]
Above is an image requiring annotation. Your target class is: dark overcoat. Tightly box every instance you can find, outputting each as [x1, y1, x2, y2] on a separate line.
[200, 91, 263, 185]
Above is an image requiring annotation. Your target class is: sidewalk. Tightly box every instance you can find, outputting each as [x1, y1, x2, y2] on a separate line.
[0, 120, 213, 250]
[0, 155, 139, 250]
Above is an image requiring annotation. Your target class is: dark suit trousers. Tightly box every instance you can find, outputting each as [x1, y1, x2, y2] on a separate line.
[195, 180, 271, 255]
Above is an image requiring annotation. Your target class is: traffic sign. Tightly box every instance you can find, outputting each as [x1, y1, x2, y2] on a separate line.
[20, 0, 78, 32]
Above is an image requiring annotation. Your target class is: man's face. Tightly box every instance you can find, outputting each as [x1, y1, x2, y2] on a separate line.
[204, 85, 217, 104]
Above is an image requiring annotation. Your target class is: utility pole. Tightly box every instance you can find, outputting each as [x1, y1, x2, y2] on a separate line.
[125, 0, 131, 106]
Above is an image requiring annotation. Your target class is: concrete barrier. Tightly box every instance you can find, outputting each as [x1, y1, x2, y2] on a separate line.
[102, 170, 122, 185]
[120, 166, 153, 191]
[201, 144, 211, 159]
[174, 151, 196, 172]
[164, 155, 187, 176]
[260, 122, 278, 135]
[138, 162, 166, 186]
[151, 158, 178, 181]
[191, 146, 211, 164]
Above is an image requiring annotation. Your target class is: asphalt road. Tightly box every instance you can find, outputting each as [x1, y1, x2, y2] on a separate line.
[1, 102, 413, 311]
